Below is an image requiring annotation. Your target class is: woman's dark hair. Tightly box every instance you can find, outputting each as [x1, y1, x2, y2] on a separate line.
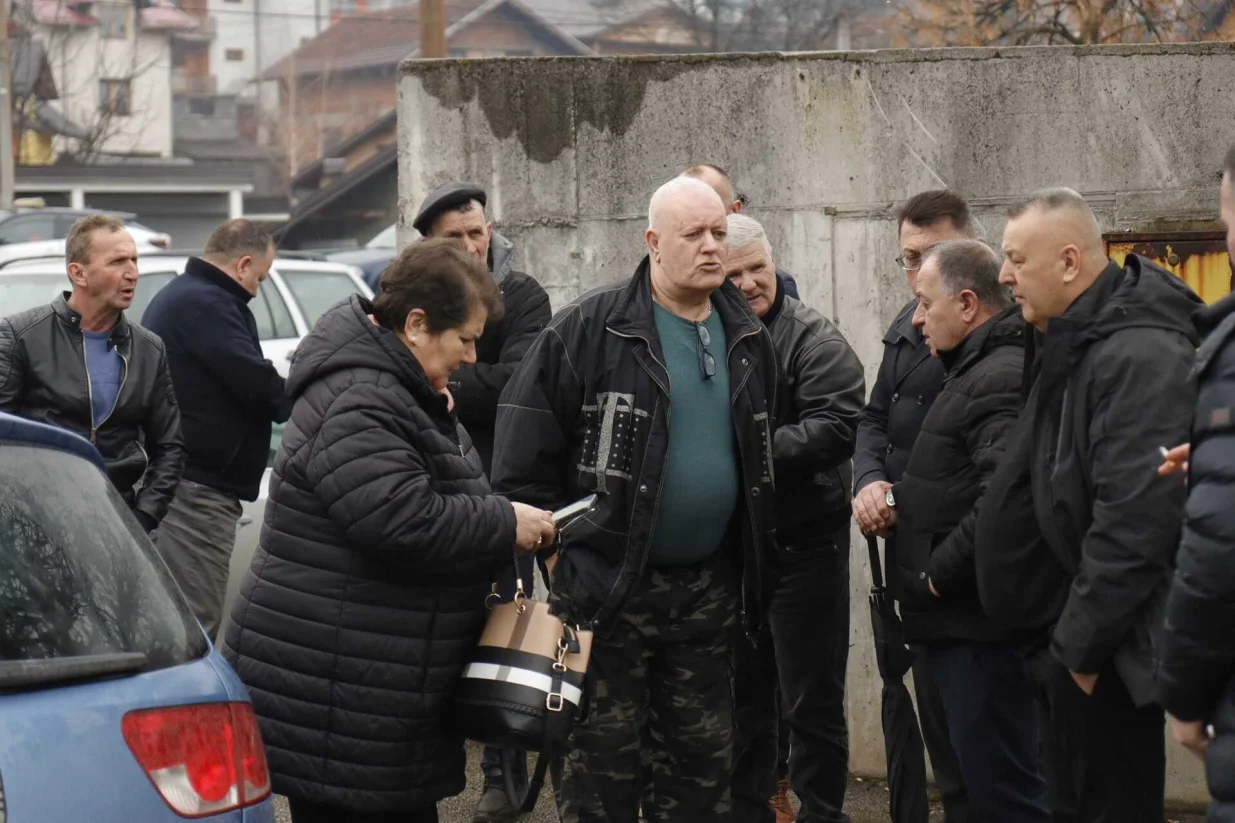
[373, 237, 504, 334]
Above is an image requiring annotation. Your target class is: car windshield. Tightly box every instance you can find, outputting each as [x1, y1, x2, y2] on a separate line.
[0, 271, 175, 320]
[366, 224, 396, 249]
[0, 445, 207, 671]
[278, 268, 364, 328]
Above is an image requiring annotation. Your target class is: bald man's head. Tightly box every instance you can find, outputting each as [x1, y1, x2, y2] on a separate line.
[646, 176, 729, 303]
[999, 187, 1109, 331]
[681, 164, 741, 213]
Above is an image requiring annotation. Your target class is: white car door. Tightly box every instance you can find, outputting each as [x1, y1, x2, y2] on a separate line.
[249, 277, 302, 378]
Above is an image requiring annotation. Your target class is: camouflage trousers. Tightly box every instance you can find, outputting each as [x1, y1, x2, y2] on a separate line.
[554, 554, 739, 823]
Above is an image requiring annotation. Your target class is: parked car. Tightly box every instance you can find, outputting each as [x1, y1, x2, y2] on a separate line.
[0, 207, 171, 249]
[0, 233, 166, 270]
[0, 254, 373, 377]
[326, 222, 398, 290]
[0, 412, 275, 822]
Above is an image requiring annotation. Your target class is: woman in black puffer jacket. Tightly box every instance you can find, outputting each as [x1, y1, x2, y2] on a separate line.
[222, 239, 556, 823]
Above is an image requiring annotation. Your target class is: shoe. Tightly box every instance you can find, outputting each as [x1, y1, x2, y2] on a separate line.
[473, 784, 519, 823]
[769, 777, 794, 823]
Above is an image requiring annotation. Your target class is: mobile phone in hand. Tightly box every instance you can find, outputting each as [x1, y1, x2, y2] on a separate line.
[552, 494, 598, 530]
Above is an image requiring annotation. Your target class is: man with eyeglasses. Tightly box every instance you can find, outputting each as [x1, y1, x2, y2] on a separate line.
[852, 189, 977, 823]
[492, 176, 780, 822]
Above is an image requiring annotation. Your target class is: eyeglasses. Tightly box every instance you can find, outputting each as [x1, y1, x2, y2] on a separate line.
[895, 252, 924, 271]
[695, 321, 716, 381]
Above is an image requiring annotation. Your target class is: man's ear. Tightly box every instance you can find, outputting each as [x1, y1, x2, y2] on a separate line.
[646, 228, 661, 262]
[960, 290, 981, 322]
[1060, 244, 1082, 284]
[66, 262, 87, 289]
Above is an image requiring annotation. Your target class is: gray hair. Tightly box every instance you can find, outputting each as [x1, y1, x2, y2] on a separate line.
[1007, 186, 1091, 220]
[922, 238, 1009, 311]
[726, 213, 769, 254]
[204, 219, 274, 262]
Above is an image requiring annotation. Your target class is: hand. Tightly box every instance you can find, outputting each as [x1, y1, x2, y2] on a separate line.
[512, 502, 556, 554]
[928, 578, 941, 598]
[853, 481, 895, 536]
[1070, 670, 1099, 696]
[1170, 716, 1210, 760]
[439, 386, 455, 412]
[1158, 443, 1190, 477]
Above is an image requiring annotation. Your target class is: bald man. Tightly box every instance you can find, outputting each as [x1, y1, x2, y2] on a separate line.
[492, 176, 780, 822]
[975, 188, 1199, 822]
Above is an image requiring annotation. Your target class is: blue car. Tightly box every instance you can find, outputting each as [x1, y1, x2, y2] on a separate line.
[0, 413, 275, 822]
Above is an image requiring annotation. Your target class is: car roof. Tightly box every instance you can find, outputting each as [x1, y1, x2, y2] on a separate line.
[0, 412, 105, 470]
[4, 208, 137, 219]
[0, 255, 361, 276]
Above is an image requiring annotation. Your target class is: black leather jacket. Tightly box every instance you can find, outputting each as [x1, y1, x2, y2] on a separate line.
[0, 294, 185, 526]
[762, 282, 864, 540]
[491, 260, 780, 636]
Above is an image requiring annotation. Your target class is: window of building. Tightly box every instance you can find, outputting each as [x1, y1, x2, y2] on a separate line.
[99, 79, 131, 116]
[99, 3, 129, 39]
[225, 48, 245, 61]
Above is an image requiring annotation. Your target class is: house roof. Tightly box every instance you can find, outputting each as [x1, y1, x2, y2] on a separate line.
[30, 0, 197, 31]
[275, 144, 398, 240]
[262, 0, 590, 80]
[521, 0, 666, 40]
[290, 109, 397, 191]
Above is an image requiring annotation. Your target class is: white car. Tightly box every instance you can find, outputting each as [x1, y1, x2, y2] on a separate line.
[0, 252, 372, 377]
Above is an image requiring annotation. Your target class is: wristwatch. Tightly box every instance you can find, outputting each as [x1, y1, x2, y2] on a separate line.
[886, 489, 897, 509]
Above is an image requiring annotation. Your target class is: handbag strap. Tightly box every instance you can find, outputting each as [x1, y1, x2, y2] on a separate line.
[866, 535, 884, 589]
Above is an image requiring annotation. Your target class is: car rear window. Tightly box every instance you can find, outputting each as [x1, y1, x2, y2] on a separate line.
[0, 271, 175, 319]
[278, 269, 363, 329]
[0, 445, 207, 668]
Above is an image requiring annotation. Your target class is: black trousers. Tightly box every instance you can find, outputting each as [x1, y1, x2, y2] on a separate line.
[1027, 650, 1166, 823]
[480, 551, 537, 785]
[911, 647, 977, 823]
[733, 529, 851, 822]
[924, 643, 1050, 823]
[287, 798, 438, 823]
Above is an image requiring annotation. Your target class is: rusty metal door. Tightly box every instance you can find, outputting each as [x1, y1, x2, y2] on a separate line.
[1105, 232, 1232, 305]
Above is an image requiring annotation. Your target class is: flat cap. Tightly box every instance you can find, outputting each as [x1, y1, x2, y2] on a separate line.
[413, 181, 487, 236]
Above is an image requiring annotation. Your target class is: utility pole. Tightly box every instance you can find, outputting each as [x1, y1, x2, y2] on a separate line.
[0, 0, 15, 211]
[420, 0, 446, 58]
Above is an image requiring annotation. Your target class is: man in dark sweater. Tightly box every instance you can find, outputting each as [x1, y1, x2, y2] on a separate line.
[143, 220, 291, 640]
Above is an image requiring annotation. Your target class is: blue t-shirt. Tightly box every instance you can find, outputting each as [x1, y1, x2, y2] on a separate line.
[82, 330, 123, 428]
[647, 301, 739, 566]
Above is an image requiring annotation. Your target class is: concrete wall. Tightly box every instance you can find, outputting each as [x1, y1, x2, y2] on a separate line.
[396, 42, 1235, 805]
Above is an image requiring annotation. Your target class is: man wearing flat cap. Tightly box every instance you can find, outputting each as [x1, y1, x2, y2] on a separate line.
[413, 182, 552, 823]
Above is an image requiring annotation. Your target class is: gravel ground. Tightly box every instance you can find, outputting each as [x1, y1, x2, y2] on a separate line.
[271, 742, 1207, 822]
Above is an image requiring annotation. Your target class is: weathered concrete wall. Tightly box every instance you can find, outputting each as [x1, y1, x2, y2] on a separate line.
[397, 42, 1235, 805]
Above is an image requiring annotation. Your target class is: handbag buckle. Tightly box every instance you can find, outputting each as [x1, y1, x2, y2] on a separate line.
[546, 692, 565, 712]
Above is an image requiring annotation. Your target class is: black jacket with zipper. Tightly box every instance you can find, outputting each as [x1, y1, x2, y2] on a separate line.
[893, 307, 1025, 645]
[223, 294, 516, 812]
[0, 293, 185, 526]
[450, 232, 552, 472]
[982, 256, 1199, 707]
[762, 279, 865, 540]
[1159, 291, 1235, 815]
[490, 259, 780, 636]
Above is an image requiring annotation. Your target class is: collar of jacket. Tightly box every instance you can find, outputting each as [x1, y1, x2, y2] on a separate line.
[488, 231, 515, 286]
[607, 256, 761, 343]
[52, 292, 129, 348]
[185, 256, 254, 302]
[938, 305, 1025, 377]
[888, 296, 927, 348]
[760, 272, 788, 328]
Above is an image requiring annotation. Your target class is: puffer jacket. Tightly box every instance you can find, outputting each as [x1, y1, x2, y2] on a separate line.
[893, 307, 1025, 645]
[762, 279, 864, 539]
[491, 259, 779, 636]
[0, 293, 184, 526]
[1159, 290, 1235, 820]
[222, 294, 517, 812]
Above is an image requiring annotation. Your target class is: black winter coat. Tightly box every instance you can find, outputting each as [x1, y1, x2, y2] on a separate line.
[1007, 256, 1198, 707]
[1159, 290, 1235, 818]
[893, 308, 1024, 645]
[142, 258, 291, 501]
[450, 233, 552, 472]
[491, 260, 779, 636]
[0, 294, 185, 527]
[854, 297, 946, 493]
[762, 281, 864, 540]
[222, 295, 518, 812]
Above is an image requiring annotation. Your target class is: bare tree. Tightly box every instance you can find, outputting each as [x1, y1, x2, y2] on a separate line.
[897, 0, 1209, 47]
[663, 0, 882, 52]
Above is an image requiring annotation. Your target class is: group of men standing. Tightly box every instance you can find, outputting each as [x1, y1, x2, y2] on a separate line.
[4, 149, 1235, 823]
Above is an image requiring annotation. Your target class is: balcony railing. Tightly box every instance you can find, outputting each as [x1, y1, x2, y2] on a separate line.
[172, 70, 216, 95]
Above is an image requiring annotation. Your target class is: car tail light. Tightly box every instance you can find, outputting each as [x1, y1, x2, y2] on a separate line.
[122, 703, 272, 817]
[150, 235, 170, 249]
